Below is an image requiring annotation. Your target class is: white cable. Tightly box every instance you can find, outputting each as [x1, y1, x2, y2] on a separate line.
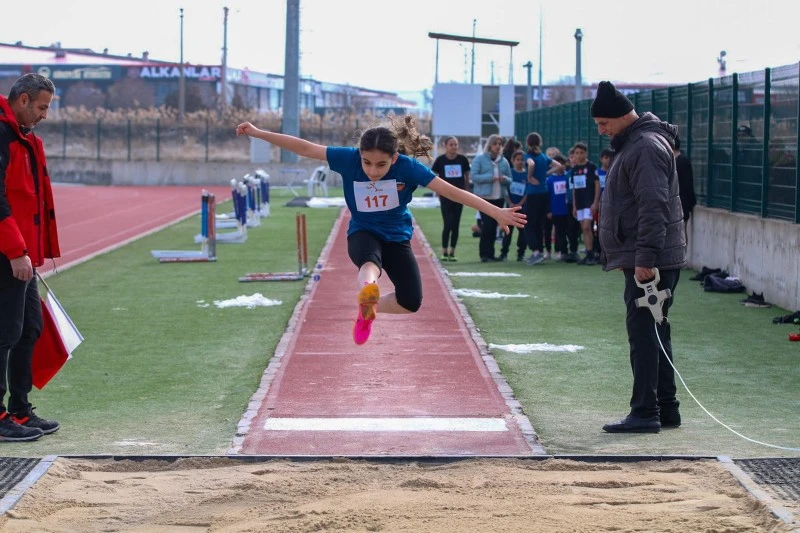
[654, 321, 800, 452]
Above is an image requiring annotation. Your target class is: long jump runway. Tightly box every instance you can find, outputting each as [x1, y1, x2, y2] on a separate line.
[235, 210, 544, 456]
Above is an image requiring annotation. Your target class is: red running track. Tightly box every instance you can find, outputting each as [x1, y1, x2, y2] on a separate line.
[41, 184, 232, 275]
[234, 210, 543, 456]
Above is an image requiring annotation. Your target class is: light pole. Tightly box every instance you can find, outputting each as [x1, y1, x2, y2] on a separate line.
[574, 28, 583, 103]
[523, 61, 533, 111]
[178, 8, 185, 123]
[220, 6, 229, 114]
[470, 19, 476, 84]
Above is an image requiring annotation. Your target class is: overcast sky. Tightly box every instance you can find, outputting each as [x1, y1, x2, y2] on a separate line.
[6, 0, 800, 93]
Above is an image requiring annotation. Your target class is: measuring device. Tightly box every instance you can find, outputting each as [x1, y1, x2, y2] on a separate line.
[634, 268, 672, 324]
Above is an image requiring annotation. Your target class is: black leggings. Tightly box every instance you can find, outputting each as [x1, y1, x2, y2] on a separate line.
[524, 194, 549, 253]
[440, 195, 464, 250]
[347, 230, 423, 312]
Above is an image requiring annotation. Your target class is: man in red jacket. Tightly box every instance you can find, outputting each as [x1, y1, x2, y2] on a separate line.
[0, 73, 61, 442]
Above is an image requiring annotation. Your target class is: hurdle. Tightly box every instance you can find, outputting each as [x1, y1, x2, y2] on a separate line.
[239, 213, 309, 282]
[151, 190, 217, 262]
[211, 181, 248, 244]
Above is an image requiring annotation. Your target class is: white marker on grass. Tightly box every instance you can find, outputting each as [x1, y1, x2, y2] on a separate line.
[490, 343, 584, 353]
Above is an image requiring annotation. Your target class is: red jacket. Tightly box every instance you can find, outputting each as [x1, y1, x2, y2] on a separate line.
[0, 94, 60, 267]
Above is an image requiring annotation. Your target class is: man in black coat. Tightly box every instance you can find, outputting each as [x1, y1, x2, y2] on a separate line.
[592, 81, 687, 433]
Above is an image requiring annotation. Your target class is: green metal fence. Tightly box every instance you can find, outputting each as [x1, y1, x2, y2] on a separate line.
[515, 63, 800, 224]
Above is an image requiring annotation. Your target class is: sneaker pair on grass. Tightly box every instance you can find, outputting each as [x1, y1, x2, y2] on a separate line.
[353, 282, 380, 345]
[440, 254, 458, 262]
[0, 409, 59, 442]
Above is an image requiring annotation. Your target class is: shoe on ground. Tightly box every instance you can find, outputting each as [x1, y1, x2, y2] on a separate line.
[11, 409, 60, 435]
[353, 283, 380, 345]
[449, 255, 458, 262]
[440, 254, 450, 262]
[740, 291, 760, 304]
[525, 252, 545, 266]
[690, 266, 721, 281]
[563, 252, 579, 263]
[498, 254, 508, 261]
[0, 412, 44, 442]
[659, 411, 681, 428]
[602, 414, 661, 433]
[516, 254, 525, 262]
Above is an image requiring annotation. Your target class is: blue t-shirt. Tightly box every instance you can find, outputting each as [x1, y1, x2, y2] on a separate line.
[546, 175, 569, 216]
[326, 146, 435, 242]
[597, 167, 607, 191]
[524, 151, 551, 195]
[508, 168, 528, 204]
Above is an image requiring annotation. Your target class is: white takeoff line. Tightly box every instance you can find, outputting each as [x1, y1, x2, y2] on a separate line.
[264, 417, 508, 432]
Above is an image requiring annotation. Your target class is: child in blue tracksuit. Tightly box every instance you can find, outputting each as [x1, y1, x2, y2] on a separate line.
[546, 155, 570, 259]
[500, 150, 528, 261]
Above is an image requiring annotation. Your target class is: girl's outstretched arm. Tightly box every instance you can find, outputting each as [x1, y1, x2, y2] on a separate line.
[427, 177, 526, 234]
[235, 122, 327, 161]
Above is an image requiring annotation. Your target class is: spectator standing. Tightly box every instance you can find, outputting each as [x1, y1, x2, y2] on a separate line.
[592, 81, 686, 433]
[431, 136, 471, 261]
[545, 154, 570, 260]
[673, 136, 696, 246]
[523, 133, 563, 265]
[471, 134, 513, 262]
[570, 142, 600, 265]
[500, 150, 528, 261]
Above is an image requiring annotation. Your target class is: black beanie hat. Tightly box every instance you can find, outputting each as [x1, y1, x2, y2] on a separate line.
[590, 81, 634, 118]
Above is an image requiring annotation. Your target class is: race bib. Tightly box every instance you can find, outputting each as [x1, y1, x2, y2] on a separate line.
[443, 164, 463, 178]
[573, 175, 587, 189]
[353, 179, 401, 212]
[553, 181, 567, 195]
[509, 181, 526, 196]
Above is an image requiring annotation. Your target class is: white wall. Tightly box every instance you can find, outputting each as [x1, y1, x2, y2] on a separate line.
[689, 206, 800, 311]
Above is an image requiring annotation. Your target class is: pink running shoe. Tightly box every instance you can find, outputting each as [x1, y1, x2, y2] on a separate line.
[353, 283, 380, 345]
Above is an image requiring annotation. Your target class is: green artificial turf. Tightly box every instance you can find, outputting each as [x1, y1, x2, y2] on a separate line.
[4, 188, 340, 456]
[412, 205, 800, 458]
[3, 190, 797, 459]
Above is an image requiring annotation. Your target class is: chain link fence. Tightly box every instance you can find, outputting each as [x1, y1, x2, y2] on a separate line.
[515, 63, 800, 223]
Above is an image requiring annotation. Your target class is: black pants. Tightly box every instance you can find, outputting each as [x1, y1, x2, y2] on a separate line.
[623, 268, 680, 419]
[544, 217, 553, 252]
[523, 194, 549, 253]
[550, 215, 568, 254]
[0, 262, 42, 416]
[565, 205, 580, 253]
[440, 195, 464, 251]
[347, 230, 423, 312]
[500, 225, 526, 258]
[478, 198, 505, 260]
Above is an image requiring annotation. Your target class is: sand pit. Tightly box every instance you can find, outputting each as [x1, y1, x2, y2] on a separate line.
[0, 457, 790, 532]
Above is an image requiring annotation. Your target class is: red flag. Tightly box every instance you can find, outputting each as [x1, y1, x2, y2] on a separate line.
[31, 275, 84, 389]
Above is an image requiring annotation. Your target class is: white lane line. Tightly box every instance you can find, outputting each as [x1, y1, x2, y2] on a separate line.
[264, 417, 508, 432]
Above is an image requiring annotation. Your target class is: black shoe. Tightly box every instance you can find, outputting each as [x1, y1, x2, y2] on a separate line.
[12, 409, 60, 435]
[660, 411, 682, 428]
[498, 253, 508, 261]
[564, 252, 579, 263]
[0, 412, 44, 442]
[602, 414, 661, 433]
[740, 291, 760, 304]
[516, 254, 525, 262]
[690, 266, 721, 281]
